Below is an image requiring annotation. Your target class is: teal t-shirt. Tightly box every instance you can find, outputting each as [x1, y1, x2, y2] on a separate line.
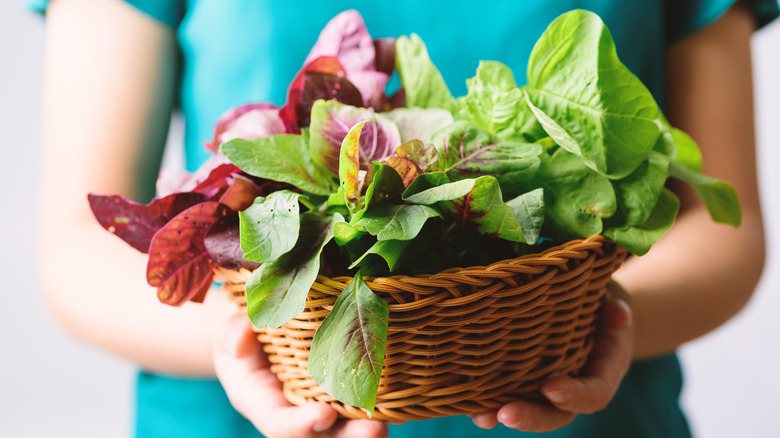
[29, 0, 779, 437]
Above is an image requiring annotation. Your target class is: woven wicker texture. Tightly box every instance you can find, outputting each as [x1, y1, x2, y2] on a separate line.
[215, 235, 627, 422]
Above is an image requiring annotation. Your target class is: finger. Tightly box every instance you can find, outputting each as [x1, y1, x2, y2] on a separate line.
[331, 419, 389, 438]
[540, 289, 634, 414]
[496, 400, 576, 432]
[469, 411, 498, 429]
[213, 315, 339, 437]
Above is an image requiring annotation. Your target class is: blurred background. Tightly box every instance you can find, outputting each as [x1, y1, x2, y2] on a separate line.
[1, 2, 778, 437]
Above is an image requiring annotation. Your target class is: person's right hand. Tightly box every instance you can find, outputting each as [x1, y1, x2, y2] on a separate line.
[213, 314, 389, 438]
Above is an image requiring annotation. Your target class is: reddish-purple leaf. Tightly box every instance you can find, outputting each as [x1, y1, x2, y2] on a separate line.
[384, 156, 421, 188]
[298, 72, 363, 127]
[146, 202, 230, 306]
[204, 212, 261, 272]
[206, 103, 279, 152]
[280, 55, 346, 133]
[88, 192, 208, 253]
[218, 174, 265, 212]
[191, 163, 241, 199]
[304, 10, 376, 73]
[373, 38, 396, 76]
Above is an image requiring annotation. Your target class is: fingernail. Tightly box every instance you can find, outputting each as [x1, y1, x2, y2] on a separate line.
[608, 295, 633, 328]
[312, 419, 331, 432]
[544, 390, 567, 404]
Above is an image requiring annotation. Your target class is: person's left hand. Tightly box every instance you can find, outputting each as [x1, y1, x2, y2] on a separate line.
[470, 281, 635, 432]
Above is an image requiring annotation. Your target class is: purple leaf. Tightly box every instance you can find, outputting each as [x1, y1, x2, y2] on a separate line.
[204, 212, 261, 272]
[191, 163, 241, 199]
[304, 10, 376, 74]
[206, 103, 280, 152]
[309, 100, 401, 177]
[347, 70, 390, 110]
[298, 72, 363, 127]
[218, 174, 266, 212]
[88, 192, 208, 253]
[280, 56, 346, 133]
[373, 38, 396, 76]
[206, 104, 285, 153]
[147, 202, 231, 306]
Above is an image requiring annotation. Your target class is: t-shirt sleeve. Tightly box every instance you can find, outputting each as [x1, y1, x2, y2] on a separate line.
[26, 0, 185, 28]
[665, 0, 780, 44]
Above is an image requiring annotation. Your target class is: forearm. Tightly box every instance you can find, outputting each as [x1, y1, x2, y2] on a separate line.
[37, 0, 233, 376]
[614, 206, 764, 359]
[38, 221, 235, 376]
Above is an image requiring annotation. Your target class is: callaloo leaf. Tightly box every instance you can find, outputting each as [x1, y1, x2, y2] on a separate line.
[390, 139, 439, 173]
[239, 191, 303, 263]
[434, 176, 535, 244]
[505, 188, 545, 244]
[146, 202, 230, 305]
[245, 213, 340, 328]
[535, 149, 616, 238]
[88, 192, 208, 253]
[354, 203, 440, 241]
[459, 61, 526, 135]
[669, 162, 741, 227]
[605, 188, 680, 256]
[611, 152, 670, 227]
[334, 221, 365, 246]
[402, 173, 475, 205]
[339, 121, 371, 204]
[308, 273, 389, 415]
[348, 239, 413, 271]
[384, 107, 454, 143]
[221, 135, 334, 196]
[525, 10, 660, 178]
[395, 34, 457, 112]
[352, 162, 406, 222]
[298, 72, 364, 127]
[218, 174, 267, 212]
[310, 100, 401, 177]
[205, 212, 261, 272]
[669, 128, 702, 172]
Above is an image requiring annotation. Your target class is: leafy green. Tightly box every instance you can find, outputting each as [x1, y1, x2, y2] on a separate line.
[669, 162, 741, 227]
[221, 135, 334, 195]
[354, 203, 441, 241]
[605, 188, 680, 255]
[308, 273, 389, 416]
[458, 61, 527, 136]
[245, 213, 339, 328]
[239, 191, 303, 263]
[525, 9, 660, 179]
[395, 34, 458, 112]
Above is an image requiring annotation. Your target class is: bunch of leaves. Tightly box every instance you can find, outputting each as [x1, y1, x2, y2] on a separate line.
[90, 9, 742, 416]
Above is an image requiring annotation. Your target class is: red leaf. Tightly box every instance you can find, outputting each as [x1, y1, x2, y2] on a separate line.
[204, 212, 261, 272]
[88, 192, 208, 253]
[385, 156, 422, 188]
[218, 174, 266, 212]
[281, 55, 346, 133]
[298, 72, 363, 127]
[146, 202, 230, 306]
[206, 103, 279, 152]
[191, 163, 241, 199]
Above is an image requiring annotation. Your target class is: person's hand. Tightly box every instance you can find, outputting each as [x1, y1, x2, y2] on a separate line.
[470, 281, 634, 432]
[213, 314, 389, 438]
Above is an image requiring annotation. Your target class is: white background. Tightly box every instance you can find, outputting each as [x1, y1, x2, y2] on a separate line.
[1, 2, 778, 437]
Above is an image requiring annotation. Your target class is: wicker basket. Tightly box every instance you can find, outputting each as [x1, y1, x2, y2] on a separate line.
[214, 234, 626, 422]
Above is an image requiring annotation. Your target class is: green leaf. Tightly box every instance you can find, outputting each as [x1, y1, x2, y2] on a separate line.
[348, 239, 413, 271]
[604, 188, 680, 255]
[535, 149, 617, 238]
[611, 152, 670, 227]
[525, 10, 660, 178]
[245, 213, 339, 328]
[669, 162, 741, 227]
[334, 221, 365, 246]
[239, 190, 303, 263]
[221, 135, 334, 195]
[433, 176, 536, 243]
[354, 203, 441, 241]
[402, 173, 476, 205]
[352, 162, 406, 223]
[505, 188, 545, 244]
[458, 61, 529, 135]
[669, 128, 702, 172]
[339, 121, 371, 204]
[308, 273, 389, 415]
[395, 34, 457, 112]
